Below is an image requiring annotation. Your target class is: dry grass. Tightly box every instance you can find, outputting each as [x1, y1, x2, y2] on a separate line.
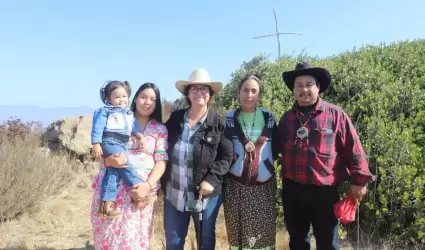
[0, 180, 291, 250]
[0, 123, 343, 250]
[0, 120, 292, 249]
[0, 120, 411, 250]
[0, 121, 291, 249]
[149, 195, 291, 250]
[0, 176, 93, 249]
[0, 129, 73, 221]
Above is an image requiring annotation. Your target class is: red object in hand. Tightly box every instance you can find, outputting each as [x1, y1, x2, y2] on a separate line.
[334, 196, 357, 224]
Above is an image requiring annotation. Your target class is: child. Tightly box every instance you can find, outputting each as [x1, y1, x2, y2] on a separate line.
[91, 80, 143, 219]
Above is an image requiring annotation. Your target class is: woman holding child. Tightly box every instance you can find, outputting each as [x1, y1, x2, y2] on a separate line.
[90, 81, 168, 250]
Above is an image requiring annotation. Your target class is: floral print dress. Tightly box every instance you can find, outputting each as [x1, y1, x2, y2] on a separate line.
[91, 119, 168, 250]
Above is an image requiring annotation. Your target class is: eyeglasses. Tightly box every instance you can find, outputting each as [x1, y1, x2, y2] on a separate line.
[189, 86, 210, 94]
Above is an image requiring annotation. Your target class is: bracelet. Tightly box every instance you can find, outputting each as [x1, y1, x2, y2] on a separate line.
[146, 181, 152, 190]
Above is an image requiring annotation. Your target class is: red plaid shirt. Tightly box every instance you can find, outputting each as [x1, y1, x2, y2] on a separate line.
[277, 99, 374, 186]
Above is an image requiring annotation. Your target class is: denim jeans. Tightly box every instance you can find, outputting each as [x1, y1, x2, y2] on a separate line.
[163, 195, 223, 250]
[282, 179, 340, 250]
[100, 140, 142, 201]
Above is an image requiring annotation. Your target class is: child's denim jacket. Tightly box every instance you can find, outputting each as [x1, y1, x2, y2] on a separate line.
[91, 105, 134, 144]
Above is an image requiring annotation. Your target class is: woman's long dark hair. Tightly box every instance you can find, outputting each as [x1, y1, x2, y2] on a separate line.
[130, 82, 163, 123]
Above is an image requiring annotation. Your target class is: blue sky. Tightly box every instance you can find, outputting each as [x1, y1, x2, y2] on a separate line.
[0, 0, 424, 108]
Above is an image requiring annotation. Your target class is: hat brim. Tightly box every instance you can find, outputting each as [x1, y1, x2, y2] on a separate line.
[282, 67, 332, 94]
[175, 81, 223, 94]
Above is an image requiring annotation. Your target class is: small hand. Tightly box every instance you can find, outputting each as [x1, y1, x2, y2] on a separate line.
[92, 144, 103, 161]
[198, 181, 214, 199]
[135, 132, 143, 140]
[347, 184, 367, 202]
[129, 137, 137, 148]
[104, 153, 128, 168]
[138, 134, 147, 153]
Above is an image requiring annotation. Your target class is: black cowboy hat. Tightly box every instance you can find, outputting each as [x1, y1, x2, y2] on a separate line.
[282, 62, 332, 93]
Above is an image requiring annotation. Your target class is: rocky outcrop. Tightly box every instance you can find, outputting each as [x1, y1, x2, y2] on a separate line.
[43, 115, 93, 158]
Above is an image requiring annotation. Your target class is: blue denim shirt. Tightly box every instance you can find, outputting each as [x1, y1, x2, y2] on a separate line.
[91, 105, 134, 144]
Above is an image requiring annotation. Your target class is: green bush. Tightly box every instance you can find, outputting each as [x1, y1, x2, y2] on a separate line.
[216, 39, 425, 244]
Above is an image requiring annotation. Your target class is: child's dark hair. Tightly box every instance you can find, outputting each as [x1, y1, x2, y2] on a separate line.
[100, 80, 131, 104]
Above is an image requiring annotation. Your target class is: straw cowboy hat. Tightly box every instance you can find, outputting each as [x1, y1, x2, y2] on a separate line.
[176, 68, 223, 94]
[282, 62, 332, 94]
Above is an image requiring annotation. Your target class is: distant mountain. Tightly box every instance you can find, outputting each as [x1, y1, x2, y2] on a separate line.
[0, 105, 95, 127]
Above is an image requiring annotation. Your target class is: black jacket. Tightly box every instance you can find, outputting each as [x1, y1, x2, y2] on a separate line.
[161, 108, 233, 198]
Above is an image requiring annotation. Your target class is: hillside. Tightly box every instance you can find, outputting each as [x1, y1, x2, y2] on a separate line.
[0, 105, 94, 126]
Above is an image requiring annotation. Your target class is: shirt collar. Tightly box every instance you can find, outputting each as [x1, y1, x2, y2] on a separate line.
[184, 109, 209, 125]
[132, 119, 151, 133]
[104, 102, 129, 110]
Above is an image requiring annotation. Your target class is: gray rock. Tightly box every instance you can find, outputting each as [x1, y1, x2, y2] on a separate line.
[43, 115, 93, 157]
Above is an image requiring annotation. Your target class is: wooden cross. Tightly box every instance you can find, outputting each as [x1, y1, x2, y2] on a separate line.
[253, 8, 303, 58]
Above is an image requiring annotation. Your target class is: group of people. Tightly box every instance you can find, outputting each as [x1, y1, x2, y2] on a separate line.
[89, 62, 374, 250]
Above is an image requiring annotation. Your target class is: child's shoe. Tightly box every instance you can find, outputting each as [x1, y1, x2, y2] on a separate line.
[98, 201, 122, 219]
